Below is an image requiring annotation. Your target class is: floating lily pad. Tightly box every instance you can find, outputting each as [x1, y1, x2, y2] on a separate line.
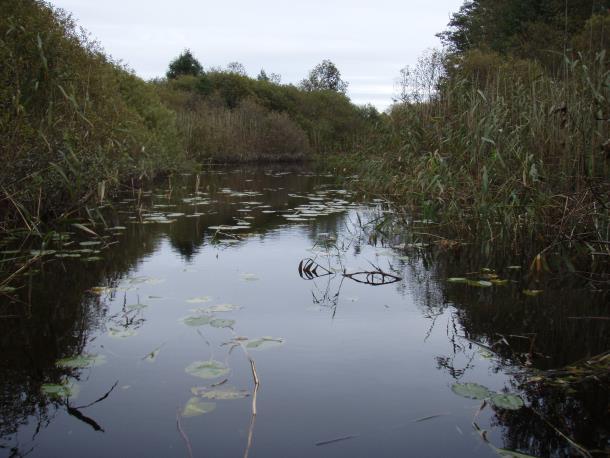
[41, 382, 79, 399]
[490, 279, 509, 286]
[185, 360, 230, 379]
[126, 303, 148, 311]
[191, 386, 250, 400]
[186, 296, 213, 304]
[523, 289, 543, 296]
[447, 277, 468, 283]
[0, 286, 17, 293]
[193, 304, 241, 313]
[209, 319, 235, 329]
[82, 256, 103, 262]
[181, 315, 213, 327]
[451, 382, 491, 400]
[108, 328, 137, 338]
[56, 354, 106, 369]
[79, 241, 102, 246]
[143, 345, 163, 362]
[246, 337, 285, 350]
[466, 280, 493, 288]
[181, 397, 216, 417]
[489, 393, 524, 410]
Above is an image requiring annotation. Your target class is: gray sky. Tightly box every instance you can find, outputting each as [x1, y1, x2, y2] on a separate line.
[49, 0, 464, 110]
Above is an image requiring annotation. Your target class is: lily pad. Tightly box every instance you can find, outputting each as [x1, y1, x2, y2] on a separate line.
[191, 386, 250, 400]
[186, 296, 213, 304]
[181, 397, 216, 417]
[246, 337, 285, 350]
[185, 360, 230, 379]
[489, 393, 524, 410]
[447, 277, 468, 283]
[209, 319, 235, 329]
[108, 328, 137, 338]
[193, 304, 241, 313]
[79, 241, 102, 246]
[41, 382, 79, 399]
[523, 289, 543, 296]
[56, 354, 106, 369]
[466, 280, 493, 288]
[181, 315, 213, 327]
[451, 382, 491, 400]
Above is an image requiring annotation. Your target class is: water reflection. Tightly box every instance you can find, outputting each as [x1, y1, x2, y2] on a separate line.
[0, 166, 607, 457]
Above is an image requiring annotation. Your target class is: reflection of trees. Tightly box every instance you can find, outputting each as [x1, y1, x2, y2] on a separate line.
[387, 237, 609, 456]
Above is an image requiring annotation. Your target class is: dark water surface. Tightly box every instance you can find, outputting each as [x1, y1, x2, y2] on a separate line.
[1, 166, 608, 457]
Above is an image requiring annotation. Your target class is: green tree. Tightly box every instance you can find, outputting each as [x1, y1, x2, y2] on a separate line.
[300, 60, 348, 93]
[166, 49, 203, 79]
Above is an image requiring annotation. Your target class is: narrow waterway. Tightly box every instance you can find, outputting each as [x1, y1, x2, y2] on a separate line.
[1, 166, 607, 457]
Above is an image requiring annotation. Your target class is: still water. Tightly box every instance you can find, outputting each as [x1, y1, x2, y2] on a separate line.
[1, 166, 608, 457]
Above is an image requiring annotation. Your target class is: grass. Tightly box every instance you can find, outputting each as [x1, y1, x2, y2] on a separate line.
[325, 50, 609, 280]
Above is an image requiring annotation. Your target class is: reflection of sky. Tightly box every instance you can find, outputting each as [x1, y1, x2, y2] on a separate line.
[24, 206, 511, 457]
[48, 0, 464, 111]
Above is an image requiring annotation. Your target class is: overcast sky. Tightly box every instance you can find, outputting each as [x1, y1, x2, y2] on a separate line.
[49, 0, 464, 110]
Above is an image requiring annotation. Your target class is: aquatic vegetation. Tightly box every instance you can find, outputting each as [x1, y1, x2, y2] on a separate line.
[181, 398, 216, 417]
[185, 360, 230, 379]
[56, 354, 106, 369]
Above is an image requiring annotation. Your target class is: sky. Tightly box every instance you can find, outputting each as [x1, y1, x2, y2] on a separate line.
[49, 0, 464, 111]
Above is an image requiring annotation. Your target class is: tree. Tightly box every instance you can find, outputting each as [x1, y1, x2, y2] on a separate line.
[166, 49, 203, 79]
[257, 69, 269, 81]
[300, 60, 348, 93]
[258, 69, 282, 84]
[226, 61, 247, 76]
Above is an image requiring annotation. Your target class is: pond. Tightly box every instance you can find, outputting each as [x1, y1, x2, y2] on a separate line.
[0, 166, 608, 457]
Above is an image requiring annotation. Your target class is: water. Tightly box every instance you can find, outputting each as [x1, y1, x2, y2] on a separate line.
[1, 166, 608, 457]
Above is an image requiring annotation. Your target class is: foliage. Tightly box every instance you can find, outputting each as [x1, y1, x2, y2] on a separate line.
[300, 59, 349, 93]
[0, 0, 185, 232]
[166, 49, 203, 79]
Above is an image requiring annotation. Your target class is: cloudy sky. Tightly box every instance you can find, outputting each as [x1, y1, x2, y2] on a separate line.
[49, 0, 464, 110]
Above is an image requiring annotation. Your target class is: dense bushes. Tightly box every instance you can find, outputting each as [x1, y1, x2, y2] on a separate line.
[155, 69, 374, 160]
[0, 1, 184, 229]
[328, 6, 609, 271]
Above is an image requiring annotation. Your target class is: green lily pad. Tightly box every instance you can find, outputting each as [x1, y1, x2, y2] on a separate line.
[246, 337, 285, 350]
[79, 241, 102, 246]
[56, 354, 106, 369]
[41, 382, 79, 399]
[181, 315, 213, 327]
[447, 277, 468, 283]
[185, 360, 230, 379]
[108, 328, 137, 338]
[523, 289, 543, 296]
[181, 397, 216, 417]
[194, 304, 241, 313]
[191, 386, 250, 400]
[209, 319, 235, 329]
[489, 393, 524, 410]
[186, 296, 213, 304]
[466, 280, 493, 288]
[126, 303, 148, 311]
[451, 382, 491, 400]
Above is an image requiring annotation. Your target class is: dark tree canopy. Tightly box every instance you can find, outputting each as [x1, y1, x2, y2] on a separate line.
[300, 60, 348, 93]
[438, 0, 610, 57]
[166, 49, 203, 79]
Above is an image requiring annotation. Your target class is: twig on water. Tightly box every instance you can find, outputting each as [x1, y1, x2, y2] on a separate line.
[176, 409, 194, 458]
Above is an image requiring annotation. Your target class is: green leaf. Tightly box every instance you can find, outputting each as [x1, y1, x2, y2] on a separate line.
[193, 304, 241, 313]
[181, 397, 216, 417]
[56, 354, 106, 369]
[209, 319, 235, 329]
[451, 382, 491, 400]
[185, 360, 230, 379]
[186, 296, 213, 304]
[494, 446, 538, 457]
[41, 382, 79, 399]
[181, 315, 213, 327]
[523, 289, 543, 296]
[108, 328, 137, 338]
[447, 277, 468, 283]
[489, 393, 524, 410]
[246, 337, 285, 350]
[191, 386, 250, 400]
[467, 280, 493, 288]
